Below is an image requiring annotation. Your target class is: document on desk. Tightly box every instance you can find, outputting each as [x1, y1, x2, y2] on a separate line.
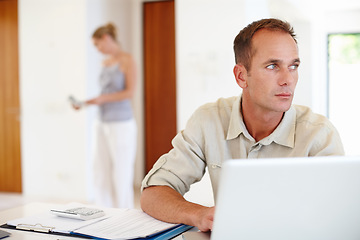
[5, 203, 188, 239]
[72, 209, 179, 239]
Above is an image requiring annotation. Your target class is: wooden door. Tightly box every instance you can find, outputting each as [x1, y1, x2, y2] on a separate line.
[143, 0, 176, 173]
[0, 0, 22, 192]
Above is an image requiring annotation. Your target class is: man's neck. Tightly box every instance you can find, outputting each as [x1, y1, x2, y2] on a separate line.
[241, 101, 284, 142]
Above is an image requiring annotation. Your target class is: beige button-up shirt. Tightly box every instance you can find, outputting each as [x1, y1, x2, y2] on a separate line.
[142, 95, 344, 200]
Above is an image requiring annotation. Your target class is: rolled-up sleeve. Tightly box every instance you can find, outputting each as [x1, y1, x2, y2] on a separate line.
[141, 110, 208, 196]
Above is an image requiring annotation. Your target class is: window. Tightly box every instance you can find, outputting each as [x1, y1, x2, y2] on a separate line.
[328, 33, 360, 155]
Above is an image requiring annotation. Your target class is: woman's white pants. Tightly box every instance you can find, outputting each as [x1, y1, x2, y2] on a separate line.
[92, 118, 137, 208]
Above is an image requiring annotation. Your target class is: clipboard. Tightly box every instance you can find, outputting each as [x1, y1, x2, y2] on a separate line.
[145, 224, 193, 240]
[69, 224, 193, 240]
[16, 223, 54, 232]
[0, 223, 193, 239]
[1, 203, 193, 239]
[0, 223, 91, 238]
[0, 223, 192, 240]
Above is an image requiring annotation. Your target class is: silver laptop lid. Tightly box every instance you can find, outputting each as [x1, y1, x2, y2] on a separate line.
[211, 156, 360, 240]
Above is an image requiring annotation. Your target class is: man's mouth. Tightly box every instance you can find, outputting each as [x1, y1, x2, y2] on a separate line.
[275, 93, 292, 97]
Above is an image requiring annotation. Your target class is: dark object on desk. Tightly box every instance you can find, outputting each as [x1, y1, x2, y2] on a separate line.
[0, 229, 10, 239]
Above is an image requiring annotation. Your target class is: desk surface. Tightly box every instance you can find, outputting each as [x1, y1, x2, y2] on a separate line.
[0, 202, 189, 240]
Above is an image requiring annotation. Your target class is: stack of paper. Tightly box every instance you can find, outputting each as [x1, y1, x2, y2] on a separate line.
[5, 203, 192, 239]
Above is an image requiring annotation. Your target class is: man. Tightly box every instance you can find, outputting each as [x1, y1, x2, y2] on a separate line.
[140, 18, 344, 232]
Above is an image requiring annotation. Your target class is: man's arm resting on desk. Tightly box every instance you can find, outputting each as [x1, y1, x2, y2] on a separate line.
[141, 186, 214, 232]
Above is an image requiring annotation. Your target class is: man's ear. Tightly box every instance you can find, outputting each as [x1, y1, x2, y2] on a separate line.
[233, 64, 248, 89]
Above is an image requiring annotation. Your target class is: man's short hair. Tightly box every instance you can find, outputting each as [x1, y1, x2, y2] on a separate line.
[233, 18, 297, 71]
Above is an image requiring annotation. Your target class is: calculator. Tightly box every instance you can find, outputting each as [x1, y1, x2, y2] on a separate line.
[50, 207, 105, 221]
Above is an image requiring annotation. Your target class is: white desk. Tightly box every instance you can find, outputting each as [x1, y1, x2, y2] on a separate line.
[0, 202, 190, 240]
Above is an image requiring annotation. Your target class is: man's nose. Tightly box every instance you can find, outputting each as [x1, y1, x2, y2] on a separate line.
[278, 68, 296, 86]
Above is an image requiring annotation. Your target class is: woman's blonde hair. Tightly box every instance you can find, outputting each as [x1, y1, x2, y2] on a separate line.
[92, 23, 117, 41]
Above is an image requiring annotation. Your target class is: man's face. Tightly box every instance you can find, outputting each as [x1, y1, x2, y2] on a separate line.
[240, 29, 300, 114]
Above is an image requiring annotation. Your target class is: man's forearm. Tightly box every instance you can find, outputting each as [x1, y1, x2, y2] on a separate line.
[140, 185, 214, 232]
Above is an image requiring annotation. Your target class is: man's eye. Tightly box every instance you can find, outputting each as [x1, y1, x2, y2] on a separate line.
[289, 64, 299, 70]
[266, 64, 276, 70]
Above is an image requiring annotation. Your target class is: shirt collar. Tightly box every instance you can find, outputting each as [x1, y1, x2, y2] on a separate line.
[226, 95, 252, 140]
[267, 106, 295, 148]
[226, 94, 296, 148]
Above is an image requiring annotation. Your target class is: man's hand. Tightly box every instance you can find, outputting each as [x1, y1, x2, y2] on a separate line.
[141, 186, 215, 232]
[193, 206, 215, 232]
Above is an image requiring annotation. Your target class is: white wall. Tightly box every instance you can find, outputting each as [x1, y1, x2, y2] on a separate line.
[20, 0, 88, 200]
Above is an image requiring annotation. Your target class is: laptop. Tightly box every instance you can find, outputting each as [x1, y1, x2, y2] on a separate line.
[183, 156, 360, 240]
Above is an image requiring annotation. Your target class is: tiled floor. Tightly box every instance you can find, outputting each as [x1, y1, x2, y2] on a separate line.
[0, 188, 141, 212]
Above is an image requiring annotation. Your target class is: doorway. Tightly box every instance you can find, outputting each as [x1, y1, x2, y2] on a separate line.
[0, 0, 22, 192]
[143, 0, 177, 173]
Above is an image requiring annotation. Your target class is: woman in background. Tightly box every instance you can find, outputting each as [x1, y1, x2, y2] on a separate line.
[79, 23, 137, 208]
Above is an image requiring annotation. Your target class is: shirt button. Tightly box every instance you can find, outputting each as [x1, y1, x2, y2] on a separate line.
[250, 143, 262, 152]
